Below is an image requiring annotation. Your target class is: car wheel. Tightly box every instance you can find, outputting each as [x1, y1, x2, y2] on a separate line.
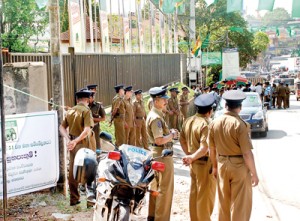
[260, 131, 267, 137]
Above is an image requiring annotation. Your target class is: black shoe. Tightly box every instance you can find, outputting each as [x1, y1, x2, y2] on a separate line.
[70, 200, 81, 206]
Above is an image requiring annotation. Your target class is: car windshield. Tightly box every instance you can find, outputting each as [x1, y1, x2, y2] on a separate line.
[219, 93, 262, 108]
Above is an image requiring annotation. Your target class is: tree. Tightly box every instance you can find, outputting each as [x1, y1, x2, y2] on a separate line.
[252, 31, 269, 56]
[1, 0, 49, 52]
[262, 8, 291, 27]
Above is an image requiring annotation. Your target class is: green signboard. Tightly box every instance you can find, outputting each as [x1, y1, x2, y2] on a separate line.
[201, 52, 222, 66]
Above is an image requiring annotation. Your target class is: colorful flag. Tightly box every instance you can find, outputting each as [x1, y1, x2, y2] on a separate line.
[292, 0, 300, 18]
[162, 0, 183, 14]
[257, 0, 275, 11]
[276, 27, 280, 37]
[205, 0, 218, 6]
[192, 36, 202, 57]
[176, 1, 186, 15]
[100, 0, 107, 11]
[227, 0, 243, 13]
[229, 26, 244, 33]
[35, 0, 48, 9]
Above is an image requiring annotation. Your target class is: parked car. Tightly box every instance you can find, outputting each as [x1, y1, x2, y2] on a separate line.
[214, 92, 268, 137]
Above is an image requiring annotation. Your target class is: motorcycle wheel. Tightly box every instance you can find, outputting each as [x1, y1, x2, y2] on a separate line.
[109, 204, 130, 221]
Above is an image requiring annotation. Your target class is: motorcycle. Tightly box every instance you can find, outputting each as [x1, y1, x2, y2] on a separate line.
[92, 133, 173, 221]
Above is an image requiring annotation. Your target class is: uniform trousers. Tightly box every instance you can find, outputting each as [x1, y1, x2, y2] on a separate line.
[135, 119, 148, 149]
[125, 126, 136, 145]
[277, 96, 286, 108]
[68, 144, 84, 204]
[189, 159, 216, 221]
[217, 156, 252, 221]
[169, 114, 179, 130]
[93, 125, 100, 150]
[148, 146, 174, 221]
[113, 117, 125, 147]
[285, 95, 290, 108]
[180, 106, 188, 123]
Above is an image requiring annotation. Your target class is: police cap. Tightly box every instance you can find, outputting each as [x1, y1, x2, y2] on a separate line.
[114, 84, 124, 92]
[124, 85, 133, 92]
[194, 93, 216, 107]
[149, 87, 169, 99]
[134, 89, 142, 95]
[75, 89, 92, 98]
[222, 90, 246, 105]
[169, 87, 179, 93]
[86, 84, 98, 90]
[182, 86, 189, 92]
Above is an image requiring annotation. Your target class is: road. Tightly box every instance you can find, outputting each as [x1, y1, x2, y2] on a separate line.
[251, 94, 300, 221]
[168, 94, 300, 221]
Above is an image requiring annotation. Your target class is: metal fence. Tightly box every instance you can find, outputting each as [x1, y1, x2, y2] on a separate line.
[4, 52, 186, 107]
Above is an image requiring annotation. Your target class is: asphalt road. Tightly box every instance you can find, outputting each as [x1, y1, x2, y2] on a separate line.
[251, 94, 300, 221]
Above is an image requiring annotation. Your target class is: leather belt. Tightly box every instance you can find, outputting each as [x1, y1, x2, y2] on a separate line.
[151, 142, 173, 148]
[69, 135, 82, 144]
[219, 155, 243, 158]
[136, 117, 144, 120]
[197, 156, 209, 161]
[114, 113, 125, 118]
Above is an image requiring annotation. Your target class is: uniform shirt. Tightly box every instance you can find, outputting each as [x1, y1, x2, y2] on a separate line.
[180, 114, 209, 154]
[168, 96, 179, 112]
[133, 99, 146, 118]
[285, 87, 290, 95]
[208, 111, 253, 156]
[61, 103, 94, 136]
[276, 85, 287, 97]
[112, 94, 125, 115]
[146, 107, 170, 144]
[124, 98, 135, 127]
[89, 101, 106, 128]
[179, 94, 189, 107]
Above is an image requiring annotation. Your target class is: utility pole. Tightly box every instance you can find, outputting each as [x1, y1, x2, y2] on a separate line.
[49, 0, 66, 194]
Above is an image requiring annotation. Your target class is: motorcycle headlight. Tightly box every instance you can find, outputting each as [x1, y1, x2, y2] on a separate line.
[127, 164, 143, 186]
[252, 111, 264, 120]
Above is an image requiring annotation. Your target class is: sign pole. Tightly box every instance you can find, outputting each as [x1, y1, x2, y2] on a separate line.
[0, 0, 8, 219]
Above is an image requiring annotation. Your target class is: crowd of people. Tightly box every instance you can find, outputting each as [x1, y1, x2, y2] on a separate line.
[59, 83, 259, 221]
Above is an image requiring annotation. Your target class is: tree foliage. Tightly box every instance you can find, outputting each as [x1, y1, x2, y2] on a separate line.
[1, 0, 49, 52]
[262, 8, 291, 27]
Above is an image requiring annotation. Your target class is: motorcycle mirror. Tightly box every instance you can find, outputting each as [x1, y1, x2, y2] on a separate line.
[161, 149, 173, 158]
[151, 161, 165, 172]
[99, 131, 113, 142]
[108, 151, 121, 160]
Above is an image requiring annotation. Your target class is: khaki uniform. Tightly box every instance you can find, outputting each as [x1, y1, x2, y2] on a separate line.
[208, 112, 253, 221]
[112, 95, 126, 146]
[61, 103, 95, 204]
[133, 99, 148, 149]
[124, 98, 136, 145]
[146, 107, 174, 221]
[285, 87, 290, 108]
[168, 96, 180, 130]
[89, 101, 106, 150]
[180, 113, 216, 221]
[276, 85, 287, 109]
[179, 94, 189, 122]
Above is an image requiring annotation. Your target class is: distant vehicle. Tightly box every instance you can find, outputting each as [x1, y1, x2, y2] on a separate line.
[240, 71, 259, 78]
[272, 78, 281, 86]
[214, 92, 268, 137]
[279, 74, 289, 79]
[281, 78, 295, 94]
[260, 72, 271, 81]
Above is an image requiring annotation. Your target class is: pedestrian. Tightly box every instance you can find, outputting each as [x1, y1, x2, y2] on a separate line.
[285, 84, 290, 108]
[203, 86, 210, 94]
[111, 84, 126, 147]
[263, 82, 271, 107]
[179, 86, 190, 123]
[255, 82, 263, 100]
[146, 86, 179, 221]
[242, 83, 251, 92]
[59, 89, 95, 206]
[168, 88, 180, 130]
[180, 93, 216, 221]
[276, 82, 286, 109]
[208, 90, 259, 221]
[133, 89, 148, 149]
[271, 83, 277, 108]
[87, 84, 106, 150]
[124, 86, 136, 145]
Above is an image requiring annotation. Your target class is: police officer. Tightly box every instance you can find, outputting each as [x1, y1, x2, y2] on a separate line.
[111, 84, 126, 147]
[276, 82, 286, 109]
[133, 89, 148, 149]
[208, 90, 259, 221]
[168, 87, 180, 130]
[86, 84, 106, 150]
[179, 86, 190, 123]
[124, 86, 136, 145]
[180, 93, 216, 221]
[59, 89, 95, 206]
[146, 86, 179, 221]
[285, 84, 290, 108]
